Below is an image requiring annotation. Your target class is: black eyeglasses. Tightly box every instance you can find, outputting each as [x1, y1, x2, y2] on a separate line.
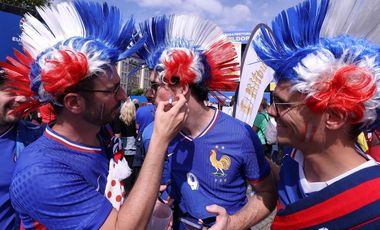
[80, 84, 121, 97]
[149, 81, 166, 92]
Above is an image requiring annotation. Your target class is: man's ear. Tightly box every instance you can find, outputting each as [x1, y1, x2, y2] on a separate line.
[325, 109, 349, 130]
[178, 84, 189, 95]
[63, 93, 86, 114]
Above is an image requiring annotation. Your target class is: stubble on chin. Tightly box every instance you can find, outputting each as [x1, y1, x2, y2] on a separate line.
[0, 116, 18, 126]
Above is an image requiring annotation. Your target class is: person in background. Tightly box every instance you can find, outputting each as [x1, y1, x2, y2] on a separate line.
[3, 1, 188, 229]
[136, 98, 155, 135]
[252, 99, 271, 158]
[132, 98, 139, 110]
[112, 99, 138, 192]
[0, 70, 43, 229]
[133, 92, 156, 172]
[254, 0, 380, 228]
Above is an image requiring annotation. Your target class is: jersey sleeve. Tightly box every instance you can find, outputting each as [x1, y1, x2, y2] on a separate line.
[241, 124, 271, 182]
[10, 162, 113, 229]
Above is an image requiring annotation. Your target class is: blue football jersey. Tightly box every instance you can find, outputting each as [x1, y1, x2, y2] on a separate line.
[10, 126, 113, 229]
[0, 125, 18, 229]
[145, 109, 270, 220]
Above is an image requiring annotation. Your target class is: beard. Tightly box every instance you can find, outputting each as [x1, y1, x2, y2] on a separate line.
[83, 102, 120, 126]
[0, 104, 21, 126]
[0, 113, 19, 126]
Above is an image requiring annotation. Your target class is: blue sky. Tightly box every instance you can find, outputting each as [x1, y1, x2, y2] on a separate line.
[54, 0, 304, 32]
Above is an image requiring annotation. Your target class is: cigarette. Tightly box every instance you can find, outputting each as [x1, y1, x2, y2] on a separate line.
[169, 97, 173, 105]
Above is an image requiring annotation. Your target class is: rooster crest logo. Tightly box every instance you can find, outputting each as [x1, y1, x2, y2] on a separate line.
[209, 147, 231, 177]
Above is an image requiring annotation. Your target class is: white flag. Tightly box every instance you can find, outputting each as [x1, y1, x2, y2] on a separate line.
[235, 24, 274, 125]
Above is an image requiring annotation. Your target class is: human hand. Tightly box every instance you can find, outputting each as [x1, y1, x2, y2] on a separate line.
[205, 205, 230, 230]
[153, 94, 189, 143]
[159, 185, 167, 193]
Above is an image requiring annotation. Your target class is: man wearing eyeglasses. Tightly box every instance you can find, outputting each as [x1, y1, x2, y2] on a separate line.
[254, 0, 380, 228]
[0, 70, 44, 230]
[4, 2, 189, 229]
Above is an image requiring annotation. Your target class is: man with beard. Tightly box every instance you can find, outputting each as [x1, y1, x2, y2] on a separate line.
[0, 70, 43, 229]
[253, 0, 380, 228]
[3, 1, 188, 229]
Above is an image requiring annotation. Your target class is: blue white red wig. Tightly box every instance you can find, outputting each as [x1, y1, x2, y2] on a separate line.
[137, 15, 240, 93]
[0, 1, 144, 114]
[254, 0, 380, 131]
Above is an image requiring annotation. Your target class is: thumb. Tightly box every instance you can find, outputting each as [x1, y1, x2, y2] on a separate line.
[205, 205, 229, 230]
[156, 100, 168, 112]
[206, 205, 226, 215]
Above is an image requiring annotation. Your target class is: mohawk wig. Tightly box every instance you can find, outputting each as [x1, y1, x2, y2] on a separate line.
[0, 1, 144, 114]
[254, 0, 380, 131]
[137, 15, 240, 93]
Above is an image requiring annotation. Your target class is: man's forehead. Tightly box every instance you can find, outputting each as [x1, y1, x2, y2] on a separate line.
[274, 81, 303, 101]
[92, 71, 120, 86]
[274, 81, 292, 95]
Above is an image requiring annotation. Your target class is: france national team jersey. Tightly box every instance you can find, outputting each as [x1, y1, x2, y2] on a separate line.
[10, 126, 113, 229]
[0, 125, 18, 229]
[144, 109, 270, 220]
[274, 150, 380, 229]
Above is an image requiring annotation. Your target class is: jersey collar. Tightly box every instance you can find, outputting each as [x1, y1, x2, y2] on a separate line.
[179, 108, 220, 141]
[44, 126, 103, 153]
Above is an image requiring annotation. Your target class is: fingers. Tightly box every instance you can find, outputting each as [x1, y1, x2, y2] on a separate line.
[159, 185, 167, 192]
[156, 94, 188, 122]
[206, 205, 229, 230]
[153, 93, 189, 142]
[156, 94, 187, 113]
[206, 205, 226, 215]
[156, 99, 167, 112]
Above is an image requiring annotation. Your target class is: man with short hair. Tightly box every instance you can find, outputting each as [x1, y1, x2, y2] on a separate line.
[0, 70, 43, 229]
[139, 15, 277, 229]
[254, 0, 380, 228]
[3, 2, 188, 229]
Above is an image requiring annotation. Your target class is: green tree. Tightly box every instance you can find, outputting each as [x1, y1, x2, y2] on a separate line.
[130, 88, 145, 96]
[0, 0, 50, 12]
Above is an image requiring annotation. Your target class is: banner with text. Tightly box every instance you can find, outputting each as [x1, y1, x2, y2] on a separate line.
[225, 31, 251, 45]
[235, 24, 274, 125]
